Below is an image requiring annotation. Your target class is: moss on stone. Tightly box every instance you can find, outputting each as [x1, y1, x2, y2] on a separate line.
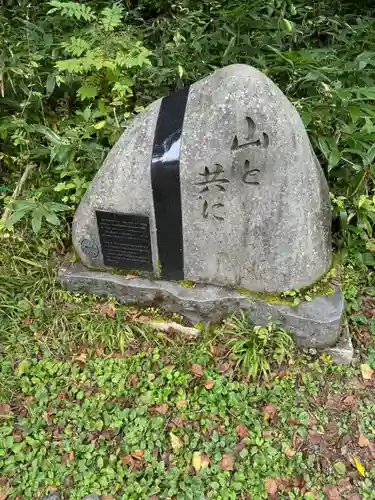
[177, 280, 196, 288]
[236, 288, 292, 305]
[237, 267, 338, 306]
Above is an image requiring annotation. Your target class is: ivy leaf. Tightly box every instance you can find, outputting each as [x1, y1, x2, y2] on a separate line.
[15, 359, 30, 376]
[192, 451, 210, 472]
[218, 452, 234, 470]
[77, 85, 98, 100]
[333, 461, 346, 475]
[94, 120, 106, 130]
[170, 433, 183, 451]
[76, 390, 84, 400]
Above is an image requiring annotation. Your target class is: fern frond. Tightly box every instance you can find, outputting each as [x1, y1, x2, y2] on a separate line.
[48, 1, 96, 22]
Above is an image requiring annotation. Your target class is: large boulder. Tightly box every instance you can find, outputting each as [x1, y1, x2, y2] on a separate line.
[72, 64, 331, 292]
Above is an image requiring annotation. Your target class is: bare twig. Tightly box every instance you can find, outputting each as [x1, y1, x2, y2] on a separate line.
[137, 318, 200, 339]
[0, 162, 36, 228]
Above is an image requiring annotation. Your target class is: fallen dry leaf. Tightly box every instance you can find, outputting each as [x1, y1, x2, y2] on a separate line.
[124, 274, 137, 279]
[75, 352, 86, 363]
[121, 453, 144, 472]
[22, 317, 33, 325]
[204, 379, 214, 390]
[218, 452, 234, 470]
[96, 346, 105, 356]
[308, 429, 324, 445]
[209, 342, 215, 356]
[168, 415, 185, 428]
[149, 404, 168, 415]
[293, 476, 305, 489]
[308, 415, 318, 427]
[0, 484, 11, 500]
[217, 362, 230, 374]
[138, 315, 152, 322]
[121, 454, 134, 466]
[353, 456, 365, 477]
[263, 404, 277, 421]
[47, 486, 58, 493]
[323, 485, 340, 500]
[276, 477, 292, 490]
[341, 445, 348, 455]
[263, 430, 274, 438]
[358, 433, 370, 447]
[98, 302, 116, 319]
[132, 449, 144, 460]
[0, 403, 11, 416]
[124, 308, 140, 320]
[264, 477, 277, 499]
[176, 399, 187, 409]
[360, 363, 374, 381]
[342, 394, 356, 409]
[368, 441, 375, 459]
[41, 412, 49, 424]
[236, 424, 249, 438]
[287, 418, 301, 425]
[61, 452, 74, 464]
[170, 432, 183, 451]
[192, 451, 210, 472]
[148, 373, 155, 383]
[337, 477, 352, 493]
[128, 373, 139, 387]
[234, 438, 247, 453]
[284, 447, 296, 457]
[191, 364, 204, 377]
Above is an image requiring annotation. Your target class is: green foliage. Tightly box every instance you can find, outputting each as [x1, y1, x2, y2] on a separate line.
[47, 1, 96, 21]
[0, 0, 374, 264]
[225, 313, 295, 379]
[5, 199, 69, 234]
[0, 0, 150, 234]
[0, 237, 372, 499]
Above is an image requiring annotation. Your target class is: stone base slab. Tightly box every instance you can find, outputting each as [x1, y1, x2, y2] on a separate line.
[58, 262, 345, 350]
[320, 321, 353, 365]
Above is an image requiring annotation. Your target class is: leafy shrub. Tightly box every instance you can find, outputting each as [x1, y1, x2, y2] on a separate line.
[225, 313, 294, 380]
[0, 0, 374, 267]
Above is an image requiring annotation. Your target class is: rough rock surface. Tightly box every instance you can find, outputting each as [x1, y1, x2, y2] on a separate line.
[59, 262, 345, 349]
[72, 64, 331, 292]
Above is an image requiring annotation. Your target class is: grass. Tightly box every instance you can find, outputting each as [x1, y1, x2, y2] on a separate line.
[0, 239, 375, 499]
[1, 1, 375, 497]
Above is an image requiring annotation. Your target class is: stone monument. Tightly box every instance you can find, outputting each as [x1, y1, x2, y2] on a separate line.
[59, 64, 349, 358]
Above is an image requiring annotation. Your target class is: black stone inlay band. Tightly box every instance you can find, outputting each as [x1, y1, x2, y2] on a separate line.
[151, 87, 189, 280]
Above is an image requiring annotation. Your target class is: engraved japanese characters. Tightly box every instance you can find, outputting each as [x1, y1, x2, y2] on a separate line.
[72, 64, 332, 293]
[194, 116, 268, 221]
